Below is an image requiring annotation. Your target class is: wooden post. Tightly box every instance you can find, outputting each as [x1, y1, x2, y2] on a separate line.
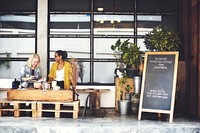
[37, 102, 42, 117]
[32, 102, 37, 118]
[14, 101, 19, 117]
[55, 103, 60, 118]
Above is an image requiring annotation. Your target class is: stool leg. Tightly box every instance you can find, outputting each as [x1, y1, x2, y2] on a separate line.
[82, 94, 90, 119]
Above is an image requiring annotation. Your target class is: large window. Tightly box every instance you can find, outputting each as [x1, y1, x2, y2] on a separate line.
[48, 0, 180, 85]
[0, 0, 179, 84]
[0, 0, 36, 79]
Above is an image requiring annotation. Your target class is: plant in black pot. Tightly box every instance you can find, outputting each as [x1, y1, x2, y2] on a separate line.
[111, 39, 142, 78]
[144, 26, 181, 51]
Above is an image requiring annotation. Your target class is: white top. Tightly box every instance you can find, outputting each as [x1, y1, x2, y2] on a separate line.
[56, 67, 64, 81]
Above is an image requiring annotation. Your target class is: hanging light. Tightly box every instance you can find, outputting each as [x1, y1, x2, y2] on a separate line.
[97, 7, 104, 12]
[97, 0, 104, 12]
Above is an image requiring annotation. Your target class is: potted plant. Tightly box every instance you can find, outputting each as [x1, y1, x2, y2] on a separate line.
[144, 26, 181, 51]
[111, 39, 142, 77]
[117, 74, 134, 115]
[118, 74, 134, 100]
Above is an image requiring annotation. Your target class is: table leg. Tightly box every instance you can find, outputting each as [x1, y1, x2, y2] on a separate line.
[89, 92, 94, 115]
[95, 91, 101, 109]
[82, 94, 90, 118]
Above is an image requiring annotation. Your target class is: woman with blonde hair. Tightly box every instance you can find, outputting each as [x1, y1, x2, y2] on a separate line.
[19, 53, 43, 88]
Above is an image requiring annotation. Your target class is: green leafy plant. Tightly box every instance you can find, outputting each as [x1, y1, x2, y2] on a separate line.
[111, 39, 141, 70]
[119, 74, 128, 87]
[125, 85, 132, 94]
[144, 26, 181, 51]
[0, 52, 11, 69]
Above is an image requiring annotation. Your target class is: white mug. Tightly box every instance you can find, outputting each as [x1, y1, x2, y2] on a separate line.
[52, 80, 57, 87]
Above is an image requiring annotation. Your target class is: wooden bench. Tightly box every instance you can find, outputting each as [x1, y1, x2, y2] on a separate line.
[37, 101, 80, 119]
[0, 99, 37, 117]
[0, 99, 80, 119]
[3, 89, 80, 119]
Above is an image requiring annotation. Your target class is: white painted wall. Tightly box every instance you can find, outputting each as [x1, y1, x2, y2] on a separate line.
[76, 85, 115, 108]
[0, 78, 14, 99]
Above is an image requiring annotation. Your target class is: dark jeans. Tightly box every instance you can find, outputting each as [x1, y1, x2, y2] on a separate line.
[57, 81, 64, 89]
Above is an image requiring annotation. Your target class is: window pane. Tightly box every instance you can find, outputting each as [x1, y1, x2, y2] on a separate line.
[137, 0, 179, 13]
[0, 14, 36, 34]
[0, 38, 35, 58]
[0, 0, 37, 12]
[137, 38, 147, 52]
[94, 38, 134, 59]
[137, 15, 179, 35]
[137, 15, 161, 35]
[162, 15, 179, 32]
[0, 61, 26, 79]
[49, 0, 91, 12]
[94, 62, 116, 84]
[94, 0, 134, 12]
[94, 15, 134, 35]
[50, 14, 90, 35]
[76, 62, 90, 84]
[49, 61, 90, 84]
[50, 38, 90, 58]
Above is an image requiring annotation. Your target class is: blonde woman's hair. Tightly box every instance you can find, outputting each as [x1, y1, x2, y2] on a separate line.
[27, 53, 40, 68]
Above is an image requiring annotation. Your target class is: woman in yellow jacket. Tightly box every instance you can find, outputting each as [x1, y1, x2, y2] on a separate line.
[48, 50, 72, 89]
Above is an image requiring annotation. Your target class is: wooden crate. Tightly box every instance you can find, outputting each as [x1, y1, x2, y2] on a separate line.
[37, 100, 80, 119]
[0, 99, 37, 117]
[7, 89, 73, 102]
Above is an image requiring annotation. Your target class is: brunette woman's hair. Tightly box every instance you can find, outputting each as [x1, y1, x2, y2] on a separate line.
[55, 50, 68, 60]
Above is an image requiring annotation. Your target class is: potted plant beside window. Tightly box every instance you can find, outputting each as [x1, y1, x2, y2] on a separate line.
[144, 26, 180, 51]
[111, 39, 142, 78]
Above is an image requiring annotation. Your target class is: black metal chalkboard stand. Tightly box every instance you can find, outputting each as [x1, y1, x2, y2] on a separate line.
[138, 52, 179, 123]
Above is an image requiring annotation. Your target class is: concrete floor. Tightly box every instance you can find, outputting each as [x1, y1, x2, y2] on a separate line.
[0, 108, 200, 133]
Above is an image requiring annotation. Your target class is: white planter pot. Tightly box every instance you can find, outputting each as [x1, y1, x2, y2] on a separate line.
[134, 76, 142, 94]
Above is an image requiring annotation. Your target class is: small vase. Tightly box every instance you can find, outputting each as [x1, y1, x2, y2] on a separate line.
[125, 93, 132, 101]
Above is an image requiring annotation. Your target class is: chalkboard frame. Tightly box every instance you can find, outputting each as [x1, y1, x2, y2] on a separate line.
[138, 52, 179, 123]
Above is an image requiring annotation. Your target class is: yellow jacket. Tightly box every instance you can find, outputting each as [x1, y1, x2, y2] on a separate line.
[48, 61, 72, 89]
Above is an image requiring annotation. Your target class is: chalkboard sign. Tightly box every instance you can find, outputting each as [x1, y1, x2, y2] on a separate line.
[138, 52, 179, 123]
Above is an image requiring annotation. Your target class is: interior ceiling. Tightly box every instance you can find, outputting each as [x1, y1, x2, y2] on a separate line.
[0, 0, 134, 13]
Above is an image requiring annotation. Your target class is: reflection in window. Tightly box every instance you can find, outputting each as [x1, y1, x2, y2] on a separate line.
[94, 15, 134, 35]
[0, 38, 35, 58]
[137, 15, 161, 35]
[94, 0, 134, 12]
[137, 38, 147, 52]
[94, 38, 134, 59]
[0, 14, 36, 34]
[0, 61, 26, 79]
[50, 14, 90, 35]
[50, 38, 90, 58]
[76, 62, 90, 83]
[94, 62, 116, 84]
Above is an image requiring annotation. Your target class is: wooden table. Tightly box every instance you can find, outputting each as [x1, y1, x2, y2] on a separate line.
[4, 89, 79, 119]
[77, 88, 110, 117]
[7, 89, 73, 102]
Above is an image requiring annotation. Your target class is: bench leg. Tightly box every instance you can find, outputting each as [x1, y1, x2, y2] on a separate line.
[55, 103, 60, 118]
[14, 102, 19, 117]
[37, 102, 42, 117]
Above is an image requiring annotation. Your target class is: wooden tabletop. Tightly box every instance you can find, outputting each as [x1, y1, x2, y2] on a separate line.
[76, 88, 110, 93]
